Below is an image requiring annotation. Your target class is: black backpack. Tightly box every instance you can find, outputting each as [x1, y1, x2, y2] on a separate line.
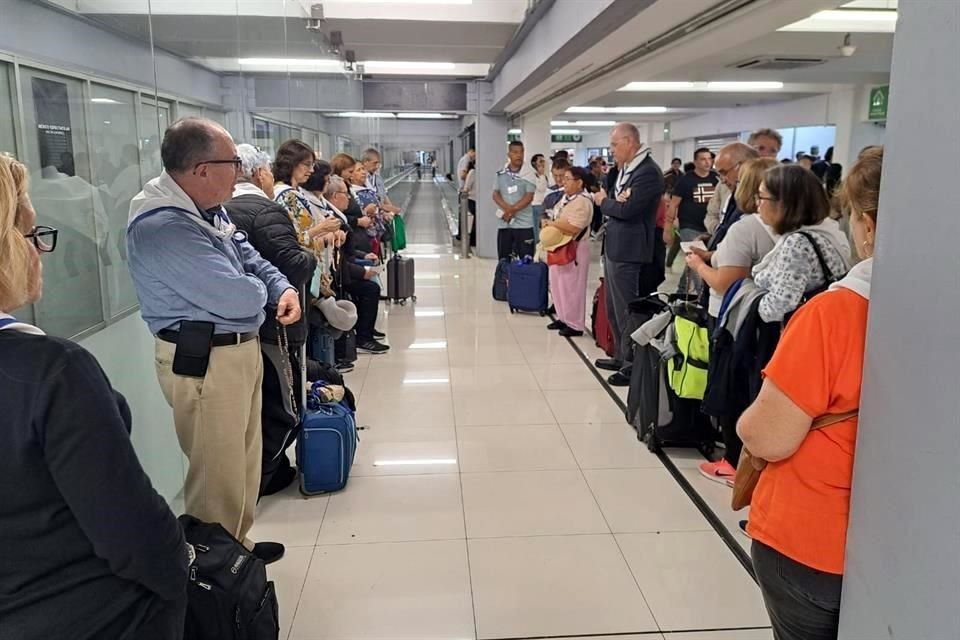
[179, 515, 279, 640]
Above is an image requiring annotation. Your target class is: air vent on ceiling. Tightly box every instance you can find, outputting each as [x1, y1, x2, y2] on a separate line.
[731, 56, 827, 71]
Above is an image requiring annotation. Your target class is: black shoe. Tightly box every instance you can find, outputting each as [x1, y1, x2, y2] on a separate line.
[260, 465, 297, 498]
[358, 340, 390, 354]
[595, 358, 621, 371]
[335, 361, 355, 373]
[559, 326, 584, 337]
[547, 304, 556, 315]
[607, 371, 631, 386]
[252, 542, 285, 565]
[547, 320, 567, 331]
[372, 329, 386, 339]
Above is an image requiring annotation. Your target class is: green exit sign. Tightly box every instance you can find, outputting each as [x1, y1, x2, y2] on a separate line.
[868, 85, 889, 121]
[506, 133, 582, 143]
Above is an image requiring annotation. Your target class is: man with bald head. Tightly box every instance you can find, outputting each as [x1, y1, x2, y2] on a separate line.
[128, 117, 300, 565]
[591, 122, 665, 385]
[707, 142, 760, 250]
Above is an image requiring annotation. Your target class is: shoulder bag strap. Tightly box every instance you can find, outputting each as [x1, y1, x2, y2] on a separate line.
[810, 410, 859, 431]
[797, 231, 837, 283]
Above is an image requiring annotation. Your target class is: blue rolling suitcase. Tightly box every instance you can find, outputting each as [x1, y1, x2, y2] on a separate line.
[507, 258, 548, 315]
[298, 401, 358, 495]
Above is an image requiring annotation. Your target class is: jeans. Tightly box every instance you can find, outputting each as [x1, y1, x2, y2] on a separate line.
[752, 541, 843, 640]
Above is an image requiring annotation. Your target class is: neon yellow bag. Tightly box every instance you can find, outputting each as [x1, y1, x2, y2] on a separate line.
[668, 312, 710, 400]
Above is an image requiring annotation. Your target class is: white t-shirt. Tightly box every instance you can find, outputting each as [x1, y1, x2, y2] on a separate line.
[457, 154, 472, 188]
[532, 172, 549, 206]
[709, 213, 778, 317]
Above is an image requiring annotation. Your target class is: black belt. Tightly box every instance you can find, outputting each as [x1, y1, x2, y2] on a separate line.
[157, 329, 258, 347]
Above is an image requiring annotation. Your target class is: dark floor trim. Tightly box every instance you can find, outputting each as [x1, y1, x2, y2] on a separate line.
[490, 625, 772, 640]
[559, 325, 757, 584]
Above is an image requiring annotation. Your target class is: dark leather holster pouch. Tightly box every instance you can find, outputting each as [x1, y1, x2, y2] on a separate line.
[172, 321, 215, 378]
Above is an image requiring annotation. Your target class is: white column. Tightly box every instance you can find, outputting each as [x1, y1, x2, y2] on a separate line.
[827, 85, 857, 168]
[838, 2, 960, 639]
[520, 111, 552, 165]
[474, 82, 509, 259]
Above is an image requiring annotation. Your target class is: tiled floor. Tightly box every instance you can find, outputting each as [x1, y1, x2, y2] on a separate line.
[250, 179, 772, 640]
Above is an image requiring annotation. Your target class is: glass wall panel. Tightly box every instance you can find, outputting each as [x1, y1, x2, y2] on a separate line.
[88, 83, 140, 317]
[139, 98, 170, 182]
[0, 63, 16, 157]
[18, 66, 104, 337]
[176, 102, 203, 120]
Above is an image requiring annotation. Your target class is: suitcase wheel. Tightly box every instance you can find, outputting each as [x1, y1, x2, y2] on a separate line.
[644, 431, 661, 453]
[538, 310, 546, 317]
[699, 441, 716, 458]
[509, 307, 516, 314]
[412, 295, 417, 302]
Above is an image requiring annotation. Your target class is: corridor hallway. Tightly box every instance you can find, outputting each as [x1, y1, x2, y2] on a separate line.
[250, 177, 773, 640]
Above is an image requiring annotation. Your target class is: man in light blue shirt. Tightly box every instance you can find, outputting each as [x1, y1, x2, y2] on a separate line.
[362, 147, 400, 215]
[492, 140, 537, 259]
[127, 117, 300, 565]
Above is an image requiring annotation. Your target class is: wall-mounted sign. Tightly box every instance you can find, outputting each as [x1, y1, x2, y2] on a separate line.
[868, 85, 889, 121]
[506, 133, 583, 143]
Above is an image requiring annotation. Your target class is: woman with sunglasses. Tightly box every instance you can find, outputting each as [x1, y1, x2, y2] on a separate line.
[0, 155, 190, 638]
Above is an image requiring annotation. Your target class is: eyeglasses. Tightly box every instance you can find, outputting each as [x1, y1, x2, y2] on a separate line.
[716, 161, 742, 179]
[194, 157, 242, 172]
[24, 225, 58, 252]
[757, 194, 778, 203]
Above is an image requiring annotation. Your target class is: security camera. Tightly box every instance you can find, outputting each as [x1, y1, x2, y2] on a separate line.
[839, 33, 857, 57]
[305, 3, 324, 31]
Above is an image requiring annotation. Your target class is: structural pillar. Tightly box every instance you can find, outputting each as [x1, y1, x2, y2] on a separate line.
[474, 81, 509, 259]
[838, 3, 960, 639]
[520, 111, 553, 166]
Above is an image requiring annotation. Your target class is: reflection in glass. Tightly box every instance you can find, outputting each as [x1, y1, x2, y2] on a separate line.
[18, 67, 104, 337]
[89, 84, 141, 317]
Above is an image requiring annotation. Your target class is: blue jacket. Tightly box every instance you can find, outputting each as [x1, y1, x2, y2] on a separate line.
[127, 172, 292, 335]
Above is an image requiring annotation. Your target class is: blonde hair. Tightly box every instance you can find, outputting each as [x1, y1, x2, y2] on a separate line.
[0, 155, 33, 311]
[840, 146, 883, 224]
[735, 157, 779, 213]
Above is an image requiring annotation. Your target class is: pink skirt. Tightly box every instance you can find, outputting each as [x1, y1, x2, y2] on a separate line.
[549, 239, 591, 331]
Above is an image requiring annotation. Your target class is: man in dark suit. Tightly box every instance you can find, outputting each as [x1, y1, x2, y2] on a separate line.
[592, 122, 665, 385]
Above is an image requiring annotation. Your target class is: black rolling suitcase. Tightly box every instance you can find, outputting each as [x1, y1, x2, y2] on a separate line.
[631, 354, 716, 457]
[387, 254, 416, 304]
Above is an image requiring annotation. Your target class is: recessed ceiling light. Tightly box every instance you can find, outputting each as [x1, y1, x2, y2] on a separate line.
[566, 106, 668, 114]
[350, 0, 472, 4]
[396, 112, 457, 119]
[364, 61, 456, 70]
[238, 58, 341, 68]
[551, 120, 616, 127]
[618, 81, 784, 92]
[779, 9, 897, 33]
[91, 98, 123, 104]
[551, 129, 581, 135]
[334, 112, 396, 118]
[507, 128, 522, 134]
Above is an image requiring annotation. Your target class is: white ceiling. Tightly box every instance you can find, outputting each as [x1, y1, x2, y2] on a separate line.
[520, 0, 895, 125]
[43, 0, 526, 76]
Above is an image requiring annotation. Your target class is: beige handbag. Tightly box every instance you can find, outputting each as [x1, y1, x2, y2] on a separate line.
[731, 411, 859, 511]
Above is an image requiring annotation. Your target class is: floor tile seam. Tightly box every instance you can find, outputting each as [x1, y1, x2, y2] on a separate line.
[554, 321, 759, 584]
[557, 418, 664, 633]
[477, 625, 773, 640]
[310, 535, 470, 549]
[285, 543, 322, 640]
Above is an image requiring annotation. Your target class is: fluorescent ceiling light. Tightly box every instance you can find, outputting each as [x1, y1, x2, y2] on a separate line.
[408, 341, 447, 350]
[373, 459, 458, 467]
[551, 129, 581, 135]
[551, 120, 616, 127]
[334, 112, 396, 118]
[706, 81, 785, 90]
[239, 58, 340, 68]
[91, 98, 123, 104]
[351, 0, 471, 4]
[779, 9, 897, 33]
[619, 82, 696, 91]
[566, 106, 667, 114]
[396, 113, 457, 119]
[619, 81, 783, 92]
[507, 128, 522, 134]
[402, 377, 450, 384]
[364, 61, 456, 70]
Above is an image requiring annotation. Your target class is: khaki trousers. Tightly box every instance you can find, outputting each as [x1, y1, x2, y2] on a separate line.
[155, 337, 263, 549]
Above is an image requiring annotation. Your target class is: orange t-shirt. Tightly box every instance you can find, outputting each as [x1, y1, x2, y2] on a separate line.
[747, 288, 868, 575]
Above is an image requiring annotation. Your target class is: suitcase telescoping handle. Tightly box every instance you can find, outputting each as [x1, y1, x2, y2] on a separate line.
[299, 284, 308, 415]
